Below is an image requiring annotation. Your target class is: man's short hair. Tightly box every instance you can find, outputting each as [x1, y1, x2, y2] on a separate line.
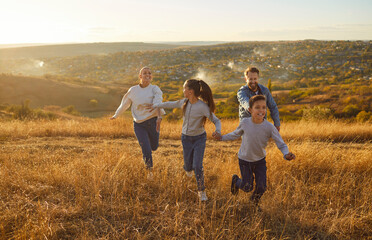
[249, 95, 266, 108]
[244, 67, 260, 76]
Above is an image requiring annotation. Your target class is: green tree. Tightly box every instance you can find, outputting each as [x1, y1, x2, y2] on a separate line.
[267, 78, 272, 92]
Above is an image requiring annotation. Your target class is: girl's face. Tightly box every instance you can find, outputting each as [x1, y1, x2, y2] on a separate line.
[183, 83, 194, 99]
[249, 100, 266, 123]
[139, 68, 152, 86]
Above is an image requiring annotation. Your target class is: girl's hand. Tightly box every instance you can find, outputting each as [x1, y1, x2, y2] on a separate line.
[285, 152, 296, 161]
[212, 131, 222, 141]
[156, 118, 162, 132]
[142, 103, 154, 111]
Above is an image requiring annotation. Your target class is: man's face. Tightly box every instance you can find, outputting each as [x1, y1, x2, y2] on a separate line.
[245, 72, 259, 91]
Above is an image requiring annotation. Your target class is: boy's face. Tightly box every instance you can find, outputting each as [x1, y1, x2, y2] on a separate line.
[245, 72, 259, 92]
[249, 100, 266, 123]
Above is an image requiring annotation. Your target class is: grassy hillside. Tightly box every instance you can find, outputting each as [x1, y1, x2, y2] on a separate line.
[0, 75, 128, 117]
[0, 119, 371, 239]
[0, 42, 186, 59]
[1, 40, 370, 120]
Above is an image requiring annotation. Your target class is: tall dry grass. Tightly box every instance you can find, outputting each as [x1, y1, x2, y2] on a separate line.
[1, 118, 371, 142]
[0, 118, 371, 239]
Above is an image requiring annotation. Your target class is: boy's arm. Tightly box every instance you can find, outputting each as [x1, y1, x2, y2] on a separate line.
[271, 126, 290, 159]
[220, 122, 244, 141]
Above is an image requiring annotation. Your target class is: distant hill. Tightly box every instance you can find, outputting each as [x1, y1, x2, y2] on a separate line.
[0, 74, 129, 117]
[0, 42, 187, 59]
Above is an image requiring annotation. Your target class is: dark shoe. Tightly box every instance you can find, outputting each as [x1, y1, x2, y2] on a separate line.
[231, 175, 239, 195]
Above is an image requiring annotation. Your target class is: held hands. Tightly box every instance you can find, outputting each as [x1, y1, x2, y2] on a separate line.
[285, 152, 296, 161]
[212, 131, 222, 141]
[142, 103, 154, 112]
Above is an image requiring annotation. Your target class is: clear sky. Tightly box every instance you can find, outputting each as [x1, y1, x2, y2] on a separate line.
[1, 0, 371, 44]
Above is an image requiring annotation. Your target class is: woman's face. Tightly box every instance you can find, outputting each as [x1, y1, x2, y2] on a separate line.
[139, 68, 152, 85]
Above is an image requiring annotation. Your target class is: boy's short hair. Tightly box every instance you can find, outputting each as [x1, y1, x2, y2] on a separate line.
[244, 67, 260, 76]
[249, 95, 266, 108]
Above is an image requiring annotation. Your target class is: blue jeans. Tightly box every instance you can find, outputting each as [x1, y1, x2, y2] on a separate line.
[133, 117, 159, 169]
[181, 132, 207, 191]
[236, 158, 267, 204]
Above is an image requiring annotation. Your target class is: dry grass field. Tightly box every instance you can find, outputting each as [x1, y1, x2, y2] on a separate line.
[0, 118, 371, 239]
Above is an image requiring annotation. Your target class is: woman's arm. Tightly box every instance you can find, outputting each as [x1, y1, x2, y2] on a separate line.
[111, 90, 132, 119]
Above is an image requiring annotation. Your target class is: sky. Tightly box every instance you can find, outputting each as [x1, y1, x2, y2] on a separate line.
[1, 0, 371, 44]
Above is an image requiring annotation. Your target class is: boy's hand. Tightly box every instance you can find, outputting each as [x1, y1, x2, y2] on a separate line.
[212, 131, 222, 141]
[285, 152, 296, 161]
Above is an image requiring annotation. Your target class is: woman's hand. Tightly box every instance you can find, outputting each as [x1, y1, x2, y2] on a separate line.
[156, 118, 162, 132]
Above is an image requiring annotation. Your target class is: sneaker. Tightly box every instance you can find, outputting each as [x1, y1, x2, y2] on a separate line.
[198, 191, 208, 201]
[147, 171, 153, 180]
[231, 175, 239, 195]
[185, 170, 194, 178]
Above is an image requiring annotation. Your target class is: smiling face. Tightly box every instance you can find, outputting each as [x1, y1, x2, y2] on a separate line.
[183, 82, 193, 99]
[249, 99, 266, 123]
[245, 72, 259, 92]
[139, 68, 152, 87]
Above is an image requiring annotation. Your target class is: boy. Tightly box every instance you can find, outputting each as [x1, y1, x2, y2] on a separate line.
[213, 95, 295, 206]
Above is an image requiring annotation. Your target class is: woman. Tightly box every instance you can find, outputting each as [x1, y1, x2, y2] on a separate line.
[111, 67, 164, 174]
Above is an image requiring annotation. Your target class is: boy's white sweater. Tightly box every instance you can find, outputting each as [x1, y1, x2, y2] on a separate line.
[112, 84, 164, 123]
[222, 118, 289, 162]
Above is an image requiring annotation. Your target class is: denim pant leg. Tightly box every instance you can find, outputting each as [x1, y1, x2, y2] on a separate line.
[237, 158, 254, 192]
[133, 118, 158, 168]
[147, 117, 160, 151]
[251, 158, 267, 204]
[192, 133, 206, 191]
[181, 134, 194, 172]
[182, 133, 207, 191]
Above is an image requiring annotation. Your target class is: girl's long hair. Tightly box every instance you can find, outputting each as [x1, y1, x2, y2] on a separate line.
[182, 79, 216, 125]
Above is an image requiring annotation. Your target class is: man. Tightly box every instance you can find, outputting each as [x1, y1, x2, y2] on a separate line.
[237, 67, 281, 131]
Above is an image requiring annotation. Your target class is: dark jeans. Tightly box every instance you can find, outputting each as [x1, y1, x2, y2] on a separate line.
[181, 132, 207, 191]
[235, 157, 267, 204]
[133, 117, 159, 169]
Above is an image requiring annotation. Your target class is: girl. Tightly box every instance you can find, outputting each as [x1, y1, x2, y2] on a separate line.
[147, 79, 221, 201]
[110, 67, 164, 174]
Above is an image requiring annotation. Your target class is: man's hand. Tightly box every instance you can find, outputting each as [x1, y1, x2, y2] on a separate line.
[212, 131, 222, 141]
[156, 118, 162, 132]
[276, 126, 280, 132]
[285, 152, 296, 161]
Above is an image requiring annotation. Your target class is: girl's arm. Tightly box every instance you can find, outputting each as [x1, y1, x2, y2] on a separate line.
[111, 90, 132, 119]
[208, 112, 222, 134]
[153, 99, 186, 109]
